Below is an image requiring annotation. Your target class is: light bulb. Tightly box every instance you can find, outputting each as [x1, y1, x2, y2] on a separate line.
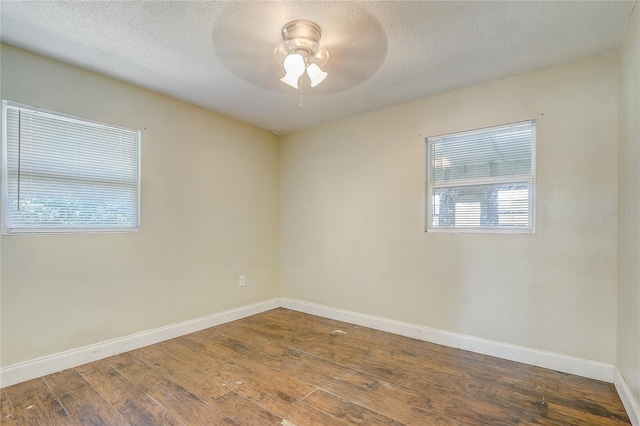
[280, 53, 305, 89]
[306, 63, 327, 87]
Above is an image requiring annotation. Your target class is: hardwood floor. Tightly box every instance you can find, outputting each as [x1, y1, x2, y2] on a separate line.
[0, 308, 630, 425]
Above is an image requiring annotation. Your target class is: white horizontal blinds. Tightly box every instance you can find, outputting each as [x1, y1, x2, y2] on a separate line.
[431, 121, 532, 184]
[4, 103, 139, 232]
[427, 121, 535, 231]
[432, 182, 531, 228]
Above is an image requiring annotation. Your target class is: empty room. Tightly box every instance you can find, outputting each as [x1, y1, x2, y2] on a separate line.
[0, 1, 639, 424]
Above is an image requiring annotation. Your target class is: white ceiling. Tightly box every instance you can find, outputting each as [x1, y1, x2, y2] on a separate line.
[0, 1, 636, 135]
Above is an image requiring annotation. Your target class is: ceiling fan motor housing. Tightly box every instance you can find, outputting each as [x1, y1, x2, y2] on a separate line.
[281, 20, 322, 57]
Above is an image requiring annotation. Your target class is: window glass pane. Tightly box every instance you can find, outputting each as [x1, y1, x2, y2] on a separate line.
[2, 101, 140, 234]
[427, 120, 535, 233]
[433, 182, 531, 229]
[432, 122, 533, 183]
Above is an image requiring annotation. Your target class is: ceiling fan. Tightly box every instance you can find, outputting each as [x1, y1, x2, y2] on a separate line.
[274, 20, 329, 89]
[210, 2, 388, 94]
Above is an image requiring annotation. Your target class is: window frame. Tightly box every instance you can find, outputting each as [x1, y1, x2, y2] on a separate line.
[1, 100, 141, 235]
[425, 120, 536, 234]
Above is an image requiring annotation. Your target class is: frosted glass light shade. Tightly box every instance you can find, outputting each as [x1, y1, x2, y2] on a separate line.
[307, 63, 327, 87]
[280, 72, 300, 88]
[280, 53, 305, 88]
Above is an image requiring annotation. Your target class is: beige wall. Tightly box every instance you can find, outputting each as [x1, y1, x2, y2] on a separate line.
[281, 54, 619, 363]
[0, 45, 280, 367]
[618, 4, 640, 403]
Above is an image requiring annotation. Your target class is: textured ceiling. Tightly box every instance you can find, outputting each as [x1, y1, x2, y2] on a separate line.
[0, 1, 636, 134]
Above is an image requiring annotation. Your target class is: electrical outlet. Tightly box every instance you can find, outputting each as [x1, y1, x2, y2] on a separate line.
[239, 275, 246, 287]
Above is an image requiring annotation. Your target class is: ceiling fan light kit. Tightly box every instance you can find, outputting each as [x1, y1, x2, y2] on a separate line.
[275, 20, 329, 89]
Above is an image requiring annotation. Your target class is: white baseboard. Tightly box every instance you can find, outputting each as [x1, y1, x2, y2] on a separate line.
[280, 298, 615, 383]
[615, 367, 640, 426]
[0, 298, 280, 388]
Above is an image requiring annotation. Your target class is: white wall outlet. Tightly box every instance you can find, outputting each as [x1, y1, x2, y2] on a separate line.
[239, 275, 246, 287]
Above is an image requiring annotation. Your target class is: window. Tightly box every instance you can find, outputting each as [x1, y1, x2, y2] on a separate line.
[426, 120, 535, 233]
[2, 101, 140, 234]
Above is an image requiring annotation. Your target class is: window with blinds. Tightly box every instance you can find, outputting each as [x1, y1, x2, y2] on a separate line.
[426, 120, 535, 233]
[2, 101, 140, 234]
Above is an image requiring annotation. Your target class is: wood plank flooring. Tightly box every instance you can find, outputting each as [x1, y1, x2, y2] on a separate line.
[0, 308, 630, 425]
